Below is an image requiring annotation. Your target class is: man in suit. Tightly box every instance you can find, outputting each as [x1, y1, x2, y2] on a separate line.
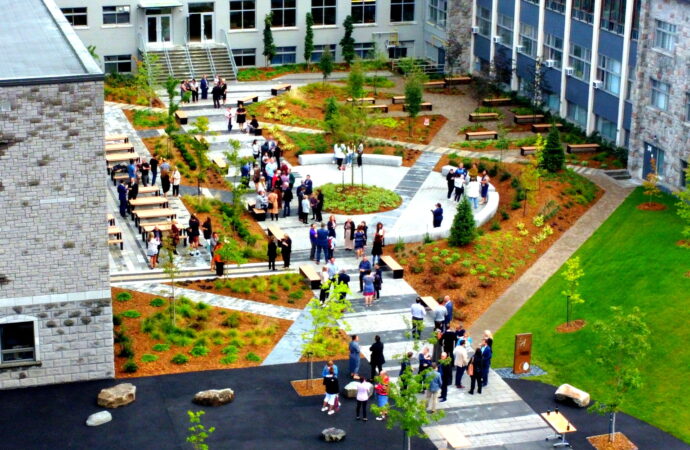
[304, 175, 313, 196]
[480, 338, 493, 387]
[438, 352, 453, 402]
[316, 224, 330, 264]
[441, 325, 457, 365]
[445, 168, 456, 199]
[334, 269, 350, 300]
[443, 296, 453, 331]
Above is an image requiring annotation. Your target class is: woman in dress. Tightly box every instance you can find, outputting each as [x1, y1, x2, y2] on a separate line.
[363, 270, 376, 307]
[267, 236, 278, 271]
[327, 215, 337, 239]
[480, 170, 490, 205]
[280, 234, 292, 269]
[160, 167, 171, 198]
[343, 219, 354, 251]
[236, 102, 247, 132]
[371, 222, 385, 265]
[188, 214, 201, 256]
[354, 226, 366, 259]
[146, 232, 160, 269]
[349, 335, 361, 378]
[267, 189, 279, 221]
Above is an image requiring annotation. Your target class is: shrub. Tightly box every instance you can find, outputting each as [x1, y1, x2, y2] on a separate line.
[116, 292, 132, 302]
[171, 353, 190, 365]
[490, 221, 501, 231]
[229, 338, 245, 348]
[500, 171, 512, 182]
[510, 200, 522, 210]
[288, 290, 304, 300]
[141, 354, 159, 363]
[411, 264, 424, 274]
[222, 312, 241, 328]
[220, 354, 238, 365]
[246, 352, 262, 362]
[123, 359, 139, 373]
[221, 345, 239, 355]
[190, 345, 211, 357]
[430, 265, 443, 275]
[150, 298, 166, 307]
[119, 343, 134, 358]
[541, 126, 565, 173]
[113, 315, 122, 326]
[500, 209, 510, 221]
[122, 310, 141, 319]
[449, 197, 476, 247]
[152, 343, 170, 352]
[467, 290, 479, 298]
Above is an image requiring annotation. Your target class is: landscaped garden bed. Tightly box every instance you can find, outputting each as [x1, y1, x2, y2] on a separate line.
[320, 183, 402, 215]
[236, 61, 389, 81]
[105, 73, 163, 107]
[123, 109, 168, 130]
[112, 288, 291, 377]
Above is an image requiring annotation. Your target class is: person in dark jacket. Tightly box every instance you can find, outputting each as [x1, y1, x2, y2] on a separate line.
[441, 326, 457, 363]
[369, 335, 385, 379]
[282, 187, 293, 217]
[200, 75, 208, 100]
[315, 223, 329, 264]
[446, 168, 456, 199]
[280, 234, 292, 269]
[117, 180, 128, 218]
[468, 346, 484, 395]
[432, 203, 443, 228]
[373, 264, 383, 299]
[438, 352, 453, 401]
[211, 83, 222, 108]
[267, 236, 278, 271]
[322, 367, 340, 415]
[480, 338, 493, 387]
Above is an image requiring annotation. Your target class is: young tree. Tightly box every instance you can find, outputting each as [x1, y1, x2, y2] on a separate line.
[444, 32, 464, 76]
[404, 73, 424, 136]
[346, 60, 365, 101]
[449, 197, 476, 247]
[163, 77, 182, 155]
[340, 15, 356, 65]
[642, 159, 662, 206]
[304, 13, 315, 66]
[560, 257, 585, 326]
[368, 47, 389, 95]
[520, 162, 541, 216]
[675, 161, 690, 244]
[323, 96, 339, 134]
[161, 235, 181, 326]
[589, 307, 651, 443]
[186, 410, 215, 450]
[319, 46, 334, 84]
[523, 58, 551, 109]
[540, 125, 565, 173]
[135, 55, 162, 107]
[262, 13, 276, 66]
[214, 237, 247, 277]
[188, 117, 212, 196]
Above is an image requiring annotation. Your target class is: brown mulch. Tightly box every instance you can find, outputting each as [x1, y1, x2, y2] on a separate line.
[636, 202, 667, 211]
[106, 95, 165, 109]
[112, 288, 291, 378]
[291, 379, 327, 396]
[556, 319, 586, 333]
[587, 433, 638, 450]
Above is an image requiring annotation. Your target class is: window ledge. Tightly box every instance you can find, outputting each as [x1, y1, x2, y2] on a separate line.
[229, 28, 258, 33]
[72, 26, 89, 30]
[390, 21, 417, 26]
[652, 48, 675, 58]
[272, 27, 299, 32]
[645, 105, 671, 116]
[313, 25, 337, 30]
[102, 24, 133, 29]
[353, 23, 379, 28]
[0, 360, 42, 370]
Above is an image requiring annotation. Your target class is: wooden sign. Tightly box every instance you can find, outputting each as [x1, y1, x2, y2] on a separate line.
[513, 333, 533, 374]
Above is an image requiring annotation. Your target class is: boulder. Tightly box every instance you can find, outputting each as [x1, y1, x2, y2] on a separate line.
[344, 381, 373, 399]
[97, 383, 136, 408]
[193, 388, 235, 407]
[555, 383, 590, 407]
[86, 411, 112, 427]
[321, 428, 346, 442]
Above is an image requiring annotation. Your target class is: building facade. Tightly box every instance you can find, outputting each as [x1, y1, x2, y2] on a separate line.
[0, 0, 113, 389]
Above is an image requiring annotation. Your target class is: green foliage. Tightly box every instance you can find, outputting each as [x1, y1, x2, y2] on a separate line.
[262, 13, 276, 66]
[304, 13, 315, 64]
[152, 343, 170, 352]
[404, 72, 424, 136]
[285, 131, 329, 153]
[675, 162, 690, 242]
[183, 195, 215, 214]
[220, 354, 238, 364]
[319, 46, 334, 82]
[245, 352, 262, 362]
[190, 345, 211, 357]
[119, 342, 134, 358]
[187, 410, 216, 450]
[171, 353, 190, 365]
[122, 310, 142, 319]
[364, 76, 394, 88]
[132, 109, 168, 128]
[222, 312, 241, 328]
[346, 60, 365, 100]
[170, 134, 198, 170]
[141, 354, 159, 363]
[561, 257, 585, 325]
[340, 15, 356, 65]
[559, 169, 599, 204]
[116, 292, 133, 302]
[150, 298, 166, 307]
[113, 315, 122, 326]
[541, 126, 565, 173]
[320, 183, 402, 214]
[449, 197, 476, 247]
[123, 359, 138, 373]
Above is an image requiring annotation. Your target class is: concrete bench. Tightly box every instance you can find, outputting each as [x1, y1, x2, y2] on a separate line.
[444, 76, 472, 86]
[266, 224, 285, 240]
[360, 104, 389, 113]
[380, 255, 403, 279]
[465, 131, 498, 141]
[482, 97, 512, 106]
[238, 94, 259, 106]
[174, 110, 188, 125]
[347, 97, 375, 104]
[469, 112, 499, 122]
[299, 264, 321, 289]
[391, 96, 406, 104]
[520, 146, 538, 156]
[513, 114, 544, 124]
[532, 123, 562, 133]
[271, 84, 291, 96]
[423, 80, 445, 89]
[252, 207, 266, 222]
[403, 102, 432, 112]
[105, 134, 129, 143]
[298, 153, 402, 167]
[567, 143, 601, 154]
[420, 295, 441, 311]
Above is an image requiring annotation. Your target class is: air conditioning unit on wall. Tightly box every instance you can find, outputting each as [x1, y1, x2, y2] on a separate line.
[492, 36, 502, 44]
[516, 45, 525, 53]
[471, 26, 479, 34]
[544, 59, 556, 68]
[565, 67, 574, 76]
[593, 80, 603, 89]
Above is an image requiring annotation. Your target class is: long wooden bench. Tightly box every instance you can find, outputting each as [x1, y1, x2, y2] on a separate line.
[445, 76, 472, 86]
[266, 224, 285, 240]
[271, 84, 292, 96]
[347, 97, 375, 104]
[391, 96, 406, 104]
[138, 185, 161, 196]
[469, 112, 499, 122]
[567, 143, 601, 154]
[108, 239, 124, 250]
[238, 94, 259, 106]
[174, 110, 188, 125]
[107, 213, 115, 226]
[380, 255, 403, 279]
[108, 226, 123, 250]
[111, 173, 129, 186]
[403, 102, 432, 112]
[465, 130, 498, 141]
[513, 114, 544, 124]
[252, 208, 266, 222]
[520, 146, 538, 156]
[482, 97, 511, 106]
[360, 104, 389, 113]
[129, 196, 169, 218]
[133, 208, 176, 229]
[140, 222, 186, 243]
[420, 295, 441, 311]
[106, 152, 139, 173]
[105, 134, 129, 144]
[299, 264, 322, 289]
[105, 143, 134, 153]
[531, 123, 562, 133]
[423, 80, 446, 89]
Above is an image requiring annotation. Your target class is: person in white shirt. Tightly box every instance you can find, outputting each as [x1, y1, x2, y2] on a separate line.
[453, 172, 466, 202]
[334, 143, 345, 168]
[171, 166, 181, 197]
[466, 177, 481, 209]
[146, 232, 161, 269]
[410, 297, 426, 339]
[453, 340, 469, 388]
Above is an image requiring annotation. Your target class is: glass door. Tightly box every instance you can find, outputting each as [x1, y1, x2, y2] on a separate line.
[147, 15, 172, 45]
[188, 3, 214, 43]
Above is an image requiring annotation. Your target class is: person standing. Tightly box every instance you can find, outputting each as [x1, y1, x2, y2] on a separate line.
[315, 223, 329, 264]
[418, 347, 432, 374]
[200, 75, 208, 100]
[211, 82, 221, 108]
[466, 177, 480, 209]
[355, 377, 373, 421]
[363, 271, 376, 307]
[149, 154, 159, 185]
[236, 102, 247, 132]
[373, 264, 383, 299]
[127, 158, 137, 183]
[374, 371, 389, 421]
[190, 79, 199, 102]
[343, 219, 354, 251]
[117, 180, 128, 218]
[445, 168, 456, 199]
[480, 338, 493, 387]
[252, 139, 261, 161]
[356, 142, 364, 167]
[410, 297, 426, 340]
[443, 296, 453, 331]
[282, 185, 293, 217]
[280, 234, 292, 269]
[433, 303, 447, 332]
[483, 330, 494, 348]
[453, 171, 466, 202]
[349, 335, 361, 378]
[480, 170, 490, 205]
[319, 266, 331, 304]
[438, 352, 453, 402]
[327, 215, 337, 239]
[140, 160, 150, 187]
[354, 225, 366, 259]
[315, 189, 324, 222]
[300, 194, 311, 224]
[303, 174, 313, 196]
[202, 217, 213, 252]
[127, 179, 138, 214]
[453, 339, 469, 388]
[308, 224, 317, 261]
[441, 325, 457, 363]
[146, 232, 160, 269]
[371, 222, 384, 265]
[321, 367, 340, 415]
[468, 345, 484, 395]
[369, 335, 385, 378]
[431, 203, 443, 228]
[358, 256, 372, 292]
[171, 166, 181, 197]
[267, 189, 279, 221]
[188, 214, 201, 256]
[425, 362, 442, 413]
[220, 77, 227, 106]
[267, 235, 278, 271]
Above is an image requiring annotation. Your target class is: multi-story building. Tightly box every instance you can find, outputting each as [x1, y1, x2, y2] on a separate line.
[0, 0, 113, 389]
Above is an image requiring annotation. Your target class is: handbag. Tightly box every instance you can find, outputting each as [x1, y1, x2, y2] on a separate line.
[467, 363, 474, 377]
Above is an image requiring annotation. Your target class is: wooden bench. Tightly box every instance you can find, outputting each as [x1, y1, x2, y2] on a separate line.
[423, 80, 446, 89]
[391, 96, 406, 104]
[108, 226, 123, 250]
[531, 123, 562, 133]
[347, 97, 375, 104]
[266, 224, 285, 240]
[210, 155, 227, 169]
[111, 173, 129, 186]
[465, 130, 498, 141]
[129, 196, 169, 218]
[469, 112, 499, 122]
[106, 152, 139, 174]
[252, 208, 266, 222]
[133, 208, 176, 229]
[238, 94, 259, 106]
[482, 97, 511, 106]
[138, 185, 161, 196]
[444, 76, 472, 86]
[420, 295, 441, 311]
[380, 255, 403, 279]
[174, 110, 188, 125]
[360, 104, 389, 113]
[513, 114, 544, 124]
[108, 239, 124, 250]
[105, 143, 134, 153]
[520, 146, 538, 156]
[271, 84, 291, 96]
[567, 143, 601, 154]
[403, 102, 432, 112]
[107, 214, 115, 226]
[299, 264, 322, 289]
[541, 411, 577, 447]
[140, 222, 185, 243]
[105, 134, 129, 144]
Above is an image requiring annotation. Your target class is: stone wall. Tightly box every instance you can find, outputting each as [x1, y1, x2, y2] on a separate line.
[628, 0, 690, 189]
[447, 0, 474, 74]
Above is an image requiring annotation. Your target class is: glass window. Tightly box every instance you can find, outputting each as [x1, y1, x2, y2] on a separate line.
[230, 1, 256, 30]
[391, 0, 415, 23]
[189, 2, 214, 13]
[654, 19, 677, 52]
[272, 46, 297, 64]
[547, 0, 565, 13]
[354, 42, 375, 59]
[597, 54, 621, 95]
[626, 65, 635, 101]
[595, 115, 617, 142]
[104, 55, 132, 73]
[496, 14, 513, 47]
[61, 7, 88, 27]
[543, 34, 563, 68]
[569, 43, 591, 82]
[0, 322, 35, 364]
[311, 0, 336, 25]
[103, 5, 130, 25]
[544, 92, 560, 113]
[311, 44, 336, 62]
[352, 0, 376, 24]
[233, 48, 256, 66]
[567, 101, 587, 128]
[271, 0, 296, 27]
[519, 23, 537, 58]
[477, 7, 491, 37]
[572, 0, 594, 23]
[650, 78, 670, 110]
[600, 0, 625, 35]
[428, 0, 446, 29]
[681, 160, 688, 187]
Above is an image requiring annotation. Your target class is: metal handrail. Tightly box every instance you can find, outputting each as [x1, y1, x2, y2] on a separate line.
[205, 45, 217, 78]
[219, 29, 238, 80]
[163, 47, 173, 77]
[137, 33, 154, 89]
[184, 45, 196, 79]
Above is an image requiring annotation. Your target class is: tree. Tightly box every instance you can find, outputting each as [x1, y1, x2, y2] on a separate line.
[319, 46, 334, 84]
[340, 15, 356, 65]
[449, 197, 476, 247]
[262, 13, 276, 66]
[520, 162, 541, 216]
[675, 161, 690, 245]
[214, 237, 247, 277]
[186, 410, 215, 450]
[323, 96, 339, 133]
[589, 307, 651, 443]
[304, 13, 315, 66]
[641, 159, 662, 206]
[161, 235, 181, 326]
[346, 60, 365, 101]
[540, 126, 565, 173]
[368, 47, 389, 95]
[560, 257, 585, 326]
[188, 117, 213, 196]
[135, 55, 162, 107]
[87, 45, 100, 64]
[163, 77, 182, 156]
[523, 57, 551, 109]
[444, 32, 464, 76]
[404, 73, 424, 136]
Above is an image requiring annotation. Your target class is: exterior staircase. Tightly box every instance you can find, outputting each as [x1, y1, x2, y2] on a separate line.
[142, 44, 236, 86]
[604, 169, 632, 180]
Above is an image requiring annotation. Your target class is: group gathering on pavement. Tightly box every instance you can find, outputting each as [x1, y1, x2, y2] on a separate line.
[445, 163, 491, 209]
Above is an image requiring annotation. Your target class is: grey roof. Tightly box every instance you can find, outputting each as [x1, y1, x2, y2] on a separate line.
[0, 0, 102, 85]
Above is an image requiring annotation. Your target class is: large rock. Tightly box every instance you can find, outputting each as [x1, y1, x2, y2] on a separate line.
[344, 381, 373, 399]
[321, 428, 346, 442]
[86, 411, 112, 427]
[192, 388, 235, 406]
[97, 383, 136, 408]
[555, 383, 590, 407]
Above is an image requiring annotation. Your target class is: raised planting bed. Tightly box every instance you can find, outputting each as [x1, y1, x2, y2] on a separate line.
[320, 183, 402, 215]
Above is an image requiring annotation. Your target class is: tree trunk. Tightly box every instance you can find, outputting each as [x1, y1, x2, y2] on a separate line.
[402, 432, 411, 450]
[609, 412, 617, 443]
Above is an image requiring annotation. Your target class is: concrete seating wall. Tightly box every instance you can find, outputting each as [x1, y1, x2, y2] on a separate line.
[298, 154, 402, 167]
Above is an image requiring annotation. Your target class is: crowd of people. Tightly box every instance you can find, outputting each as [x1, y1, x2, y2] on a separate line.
[445, 163, 491, 209]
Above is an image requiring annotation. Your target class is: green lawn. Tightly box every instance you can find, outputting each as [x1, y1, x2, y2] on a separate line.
[493, 187, 690, 443]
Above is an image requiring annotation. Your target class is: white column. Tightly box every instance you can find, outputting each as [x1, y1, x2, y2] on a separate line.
[615, 0, 635, 146]
[470, 0, 478, 74]
[586, 0, 603, 135]
[511, 0, 521, 90]
[559, 0, 574, 117]
[490, 0, 499, 63]
[536, 0, 546, 59]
